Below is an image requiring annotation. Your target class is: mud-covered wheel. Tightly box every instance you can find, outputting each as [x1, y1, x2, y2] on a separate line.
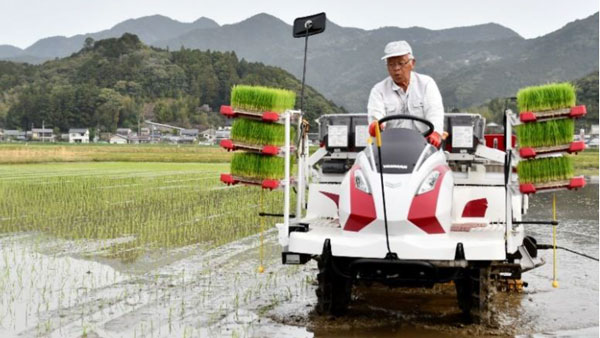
[455, 264, 493, 324]
[316, 239, 352, 316]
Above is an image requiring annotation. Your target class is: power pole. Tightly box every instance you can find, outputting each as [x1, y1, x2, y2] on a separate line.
[42, 120, 45, 143]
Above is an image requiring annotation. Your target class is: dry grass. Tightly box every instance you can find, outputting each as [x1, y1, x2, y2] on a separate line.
[0, 144, 232, 164]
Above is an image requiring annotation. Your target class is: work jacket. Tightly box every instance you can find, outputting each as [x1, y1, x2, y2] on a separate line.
[367, 71, 444, 134]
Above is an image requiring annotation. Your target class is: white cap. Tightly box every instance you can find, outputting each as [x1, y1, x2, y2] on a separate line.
[381, 40, 413, 60]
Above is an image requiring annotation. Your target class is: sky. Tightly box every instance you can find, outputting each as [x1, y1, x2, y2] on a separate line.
[1, 0, 598, 49]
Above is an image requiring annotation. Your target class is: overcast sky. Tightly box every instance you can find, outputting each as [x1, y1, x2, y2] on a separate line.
[1, 0, 598, 49]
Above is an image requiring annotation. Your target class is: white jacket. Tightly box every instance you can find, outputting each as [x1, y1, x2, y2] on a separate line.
[367, 72, 444, 134]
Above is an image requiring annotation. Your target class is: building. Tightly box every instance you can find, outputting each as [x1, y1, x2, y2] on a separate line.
[128, 134, 152, 144]
[68, 128, 90, 143]
[4, 130, 27, 141]
[116, 128, 132, 136]
[0, 129, 3, 141]
[200, 128, 216, 143]
[181, 129, 199, 139]
[109, 134, 128, 144]
[215, 127, 231, 143]
[31, 128, 55, 142]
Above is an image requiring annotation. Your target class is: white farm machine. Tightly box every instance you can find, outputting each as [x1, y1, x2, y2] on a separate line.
[277, 109, 548, 322]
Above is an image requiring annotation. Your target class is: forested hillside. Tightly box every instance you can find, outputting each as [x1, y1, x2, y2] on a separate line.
[0, 34, 345, 132]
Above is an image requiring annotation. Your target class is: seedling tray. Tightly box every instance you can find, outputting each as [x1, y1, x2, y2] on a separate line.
[519, 176, 586, 194]
[519, 105, 586, 123]
[220, 105, 293, 124]
[220, 173, 293, 190]
[220, 139, 294, 156]
[519, 141, 585, 159]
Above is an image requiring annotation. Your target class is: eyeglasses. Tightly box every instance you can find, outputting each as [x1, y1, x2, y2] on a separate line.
[387, 59, 413, 68]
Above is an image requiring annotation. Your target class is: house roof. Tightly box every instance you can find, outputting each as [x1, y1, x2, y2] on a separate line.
[4, 130, 26, 136]
[32, 128, 53, 133]
[181, 129, 199, 135]
[69, 128, 89, 133]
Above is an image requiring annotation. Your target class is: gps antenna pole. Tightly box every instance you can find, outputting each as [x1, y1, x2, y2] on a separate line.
[299, 20, 311, 119]
[374, 122, 396, 259]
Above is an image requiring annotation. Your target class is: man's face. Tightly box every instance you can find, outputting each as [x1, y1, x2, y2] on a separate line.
[386, 55, 414, 86]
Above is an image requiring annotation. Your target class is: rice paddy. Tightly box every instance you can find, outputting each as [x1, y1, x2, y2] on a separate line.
[0, 161, 310, 337]
[0, 162, 287, 261]
[516, 82, 576, 112]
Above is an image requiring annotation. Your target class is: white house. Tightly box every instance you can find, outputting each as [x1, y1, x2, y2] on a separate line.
[68, 128, 90, 143]
[109, 134, 128, 144]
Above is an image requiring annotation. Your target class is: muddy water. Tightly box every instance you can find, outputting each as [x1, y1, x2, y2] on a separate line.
[1, 185, 597, 337]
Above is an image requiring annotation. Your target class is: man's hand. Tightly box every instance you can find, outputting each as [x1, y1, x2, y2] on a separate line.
[368, 121, 385, 137]
[426, 131, 442, 148]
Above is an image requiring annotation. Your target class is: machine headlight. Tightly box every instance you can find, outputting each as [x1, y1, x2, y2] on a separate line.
[354, 169, 370, 194]
[416, 171, 440, 195]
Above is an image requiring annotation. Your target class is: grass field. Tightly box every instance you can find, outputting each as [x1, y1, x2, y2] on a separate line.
[0, 162, 287, 263]
[568, 149, 599, 176]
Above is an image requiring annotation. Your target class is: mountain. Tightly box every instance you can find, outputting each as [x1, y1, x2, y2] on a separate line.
[156, 12, 597, 112]
[11, 15, 220, 61]
[0, 45, 23, 58]
[0, 34, 345, 131]
[2, 12, 597, 112]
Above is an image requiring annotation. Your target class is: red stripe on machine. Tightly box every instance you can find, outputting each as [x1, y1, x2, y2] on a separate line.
[461, 198, 488, 218]
[343, 166, 377, 232]
[407, 165, 449, 234]
[320, 191, 340, 208]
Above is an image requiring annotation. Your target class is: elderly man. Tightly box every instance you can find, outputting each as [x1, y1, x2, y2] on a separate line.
[367, 40, 444, 148]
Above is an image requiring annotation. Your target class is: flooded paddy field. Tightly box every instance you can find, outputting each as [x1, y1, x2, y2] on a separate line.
[0, 163, 597, 337]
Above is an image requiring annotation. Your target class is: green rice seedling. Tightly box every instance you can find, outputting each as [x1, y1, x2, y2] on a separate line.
[517, 82, 576, 113]
[230, 85, 296, 113]
[516, 119, 574, 148]
[517, 156, 574, 184]
[231, 118, 296, 146]
[230, 153, 286, 180]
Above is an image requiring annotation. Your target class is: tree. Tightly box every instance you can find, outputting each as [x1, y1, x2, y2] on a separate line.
[84, 37, 95, 50]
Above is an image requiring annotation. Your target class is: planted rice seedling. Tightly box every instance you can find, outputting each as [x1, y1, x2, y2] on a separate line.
[517, 156, 574, 184]
[230, 85, 296, 113]
[516, 119, 574, 148]
[0, 162, 291, 261]
[231, 118, 296, 146]
[517, 82, 576, 113]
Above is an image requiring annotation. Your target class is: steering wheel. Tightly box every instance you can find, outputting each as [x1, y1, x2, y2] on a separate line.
[378, 114, 434, 137]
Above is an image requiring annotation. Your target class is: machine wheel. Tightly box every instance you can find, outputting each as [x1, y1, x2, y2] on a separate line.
[455, 264, 493, 324]
[315, 240, 352, 316]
